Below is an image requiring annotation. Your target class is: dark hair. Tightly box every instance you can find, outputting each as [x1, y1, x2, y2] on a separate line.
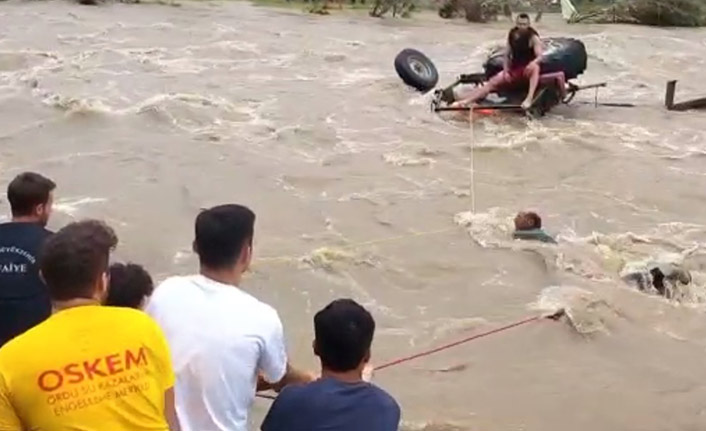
[526, 212, 542, 229]
[517, 13, 530, 21]
[105, 263, 154, 309]
[194, 204, 255, 269]
[40, 220, 118, 301]
[314, 299, 375, 372]
[7, 172, 56, 217]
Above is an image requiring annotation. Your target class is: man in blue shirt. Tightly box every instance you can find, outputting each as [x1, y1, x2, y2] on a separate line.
[261, 298, 400, 431]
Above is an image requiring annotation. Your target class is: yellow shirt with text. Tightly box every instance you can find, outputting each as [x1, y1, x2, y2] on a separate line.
[0, 305, 175, 431]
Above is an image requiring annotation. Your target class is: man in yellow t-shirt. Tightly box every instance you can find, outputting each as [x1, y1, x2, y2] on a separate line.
[0, 220, 180, 431]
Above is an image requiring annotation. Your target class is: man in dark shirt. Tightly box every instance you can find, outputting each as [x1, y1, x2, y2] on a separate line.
[0, 172, 56, 347]
[261, 299, 400, 431]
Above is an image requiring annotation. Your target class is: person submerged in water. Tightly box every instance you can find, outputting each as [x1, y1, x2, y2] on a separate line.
[513, 211, 557, 244]
[453, 14, 565, 110]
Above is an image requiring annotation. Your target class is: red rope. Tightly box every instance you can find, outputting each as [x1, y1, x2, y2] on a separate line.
[256, 310, 563, 400]
[374, 314, 545, 371]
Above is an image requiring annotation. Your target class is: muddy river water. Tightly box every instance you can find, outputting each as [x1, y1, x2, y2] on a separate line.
[2, 1, 706, 430]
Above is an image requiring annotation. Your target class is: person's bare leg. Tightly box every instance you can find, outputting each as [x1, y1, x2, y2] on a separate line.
[553, 72, 566, 99]
[539, 71, 567, 99]
[452, 72, 509, 107]
[521, 63, 540, 110]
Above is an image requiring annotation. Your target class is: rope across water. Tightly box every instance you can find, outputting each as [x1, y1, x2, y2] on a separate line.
[256, 309, 565, 400]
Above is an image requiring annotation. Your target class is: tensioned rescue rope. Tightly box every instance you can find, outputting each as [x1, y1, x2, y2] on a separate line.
[469, 106, 476, 213]
[256, 309, 565, 401]
[374, 309, 563, 371]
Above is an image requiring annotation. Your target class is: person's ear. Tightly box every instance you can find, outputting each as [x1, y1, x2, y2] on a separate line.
[240, 243, 253, 271]
[97, 271, 109, 302]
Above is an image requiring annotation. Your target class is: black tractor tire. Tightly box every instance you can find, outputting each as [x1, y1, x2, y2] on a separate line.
[394, 49, 439, 93]
[483, 37, 587, 81]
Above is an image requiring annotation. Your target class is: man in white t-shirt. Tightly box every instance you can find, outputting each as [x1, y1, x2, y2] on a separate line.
[146, 204, 314, 431]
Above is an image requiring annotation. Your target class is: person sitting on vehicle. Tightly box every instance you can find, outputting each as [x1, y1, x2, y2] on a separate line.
[513, 211, 557, 244]
[105, 262, 154, 309]
[261, 298, 400, 431]
[453, 13, 545, 110]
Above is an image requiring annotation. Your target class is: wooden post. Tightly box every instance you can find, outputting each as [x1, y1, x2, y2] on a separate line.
[665, 80, 676, 110]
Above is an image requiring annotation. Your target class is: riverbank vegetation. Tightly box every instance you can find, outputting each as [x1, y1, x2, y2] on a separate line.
[566, 0, 705, 26]
[67, 0, 705, 26]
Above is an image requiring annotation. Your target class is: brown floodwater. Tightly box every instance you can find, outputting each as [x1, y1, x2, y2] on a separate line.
[1, 1, 706, 429]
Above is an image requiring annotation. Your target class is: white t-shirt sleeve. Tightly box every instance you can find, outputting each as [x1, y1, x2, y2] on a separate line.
[257, 308, 288, 384]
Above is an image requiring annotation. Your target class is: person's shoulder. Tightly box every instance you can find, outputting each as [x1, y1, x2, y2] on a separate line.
[367, 383, 400, 411]
[0, 222, 49, 239]
[0, 314, 55, 362]
[148, 275, 196, 303]
[102, 306, 158, 327]
[233, 288, 280, 322]
[270, 380, 317, 409]
[101, 307, 167, 343]
[156, 274, 195, 290]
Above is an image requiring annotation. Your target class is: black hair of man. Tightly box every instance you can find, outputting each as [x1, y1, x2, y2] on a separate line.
[39, 219, 118, 301]
[194, 204, 255, 270]
[7, 172, 56, 217]
[314, 299, 375, 372]
[517, 12, 530, 21]
[106, 262, 154, 309]
[526, 211, 542, 229]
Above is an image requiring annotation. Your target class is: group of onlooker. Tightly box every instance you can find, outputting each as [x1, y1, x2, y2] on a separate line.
[0, 172, 400, 431]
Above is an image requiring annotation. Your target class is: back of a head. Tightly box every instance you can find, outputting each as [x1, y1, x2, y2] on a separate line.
[7, 172, 56, 217]
[40, 220, 118, 301]
[314, 299, 375, 372]
[106, 263, 154, 309]
[526, 211, 542, 229]
[194, 204, 255, 269]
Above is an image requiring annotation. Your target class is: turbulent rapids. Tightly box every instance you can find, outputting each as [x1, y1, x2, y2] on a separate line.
[1, 1, 706, 430]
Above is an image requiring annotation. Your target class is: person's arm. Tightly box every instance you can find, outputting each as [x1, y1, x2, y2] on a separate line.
[257, 365, 316, 393]
[503, 44, 511, 73]
[164, 387, 181, 431]
[149, 318, 180, 431]
[0, 371, 21, 431]
[531, 35, 543, 65]
[257, 309, 316, 393]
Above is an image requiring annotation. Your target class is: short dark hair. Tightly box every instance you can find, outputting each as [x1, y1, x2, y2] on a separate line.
[105, 263, 154, 309]
[40, 220, 118, 301]
[7, 172, 56, 217]
[314, 299, 375, 372]
[517, 13, 530, 21]
[194, 204, 255, 269]
[526, 211, 542, 229]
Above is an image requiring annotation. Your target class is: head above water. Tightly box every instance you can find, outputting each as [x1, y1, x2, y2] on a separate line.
[40, 219, 118, 303]
[313, 299, 375, 375]
[105, 262, 154, 309]
[7, 172, 56, 226]
[514, 211, 542, 231]
[193, 204, 255, 278]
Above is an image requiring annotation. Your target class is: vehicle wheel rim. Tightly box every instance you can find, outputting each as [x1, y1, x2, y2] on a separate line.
[408, 56, 432, 79]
